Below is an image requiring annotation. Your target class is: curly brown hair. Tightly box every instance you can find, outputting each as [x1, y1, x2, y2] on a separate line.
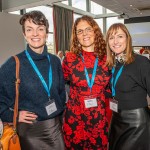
[19, 10, 49, 34]
[70, 15, 106, 59]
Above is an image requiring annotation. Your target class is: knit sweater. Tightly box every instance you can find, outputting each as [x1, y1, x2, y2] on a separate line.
[0, 45, 66, 122]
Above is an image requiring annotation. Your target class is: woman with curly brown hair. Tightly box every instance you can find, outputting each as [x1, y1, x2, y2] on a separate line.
[62, 15, 111, 150]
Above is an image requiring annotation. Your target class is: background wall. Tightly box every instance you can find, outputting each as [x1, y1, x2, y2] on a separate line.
[0, 12, 25, 65]
[125, 16, 150, 46]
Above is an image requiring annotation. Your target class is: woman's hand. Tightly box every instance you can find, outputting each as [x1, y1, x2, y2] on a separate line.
[18, 111, 38, 124]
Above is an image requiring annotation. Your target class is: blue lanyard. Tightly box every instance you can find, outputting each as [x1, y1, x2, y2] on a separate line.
[25, 50, 52, 98]
[111, 65, 124, 97]
[80, 54, 98, 91]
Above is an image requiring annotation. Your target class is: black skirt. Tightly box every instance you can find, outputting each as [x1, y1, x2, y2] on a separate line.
[109, 107, 150, 150]
[17, 117, 64, 150]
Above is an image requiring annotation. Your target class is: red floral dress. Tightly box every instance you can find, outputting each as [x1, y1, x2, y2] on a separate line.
[62, 50, 111, 150]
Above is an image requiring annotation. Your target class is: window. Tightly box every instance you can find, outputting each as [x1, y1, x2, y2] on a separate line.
[106, 17, 124, 30]
[74, 13, 82, 22]
[61, 1, 68, 5]
[106, 9, 114, 14]
[95, 19, 103, 33]
[47, 33, 54, 54]
[72, 0, 86, 11]
[91, 1, 103, 15]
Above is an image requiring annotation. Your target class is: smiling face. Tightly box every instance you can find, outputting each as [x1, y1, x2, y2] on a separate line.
[108, 28, 127, 56]
[23, 19, 48, 54]
[76, 20, 95, 52]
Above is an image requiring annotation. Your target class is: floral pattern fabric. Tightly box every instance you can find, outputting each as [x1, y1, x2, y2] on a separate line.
[62, 50, 111, 150]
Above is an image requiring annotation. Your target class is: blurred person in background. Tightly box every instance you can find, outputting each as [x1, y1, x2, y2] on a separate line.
[142, 49, 150, 59]
[57, 50, 64, 64]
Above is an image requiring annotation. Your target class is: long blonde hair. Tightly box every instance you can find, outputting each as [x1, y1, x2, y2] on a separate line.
[106, 23, 134, 68]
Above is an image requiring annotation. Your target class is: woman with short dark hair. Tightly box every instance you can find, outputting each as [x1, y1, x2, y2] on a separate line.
[0, 11, 66, 150]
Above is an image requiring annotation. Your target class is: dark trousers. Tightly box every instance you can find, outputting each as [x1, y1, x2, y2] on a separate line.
[17, 117, 64, 150]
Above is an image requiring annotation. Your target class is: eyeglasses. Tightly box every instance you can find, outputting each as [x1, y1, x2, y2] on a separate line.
[76, 27, 94, 35]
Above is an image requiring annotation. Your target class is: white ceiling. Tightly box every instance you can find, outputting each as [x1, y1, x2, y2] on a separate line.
[2, 0, 65, 12]
[2, 0, 150, 18]
[92, 0, 150, 18]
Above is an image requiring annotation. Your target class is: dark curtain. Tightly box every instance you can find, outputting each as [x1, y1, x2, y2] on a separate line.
[53, 5, 73, 54]
[0, 0, 2, 12]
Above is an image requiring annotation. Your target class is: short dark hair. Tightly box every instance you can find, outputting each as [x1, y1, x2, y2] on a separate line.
[19, 10, 49, 33]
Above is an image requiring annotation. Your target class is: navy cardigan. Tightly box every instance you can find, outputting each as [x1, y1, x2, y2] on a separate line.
[0, 45, 66, 122]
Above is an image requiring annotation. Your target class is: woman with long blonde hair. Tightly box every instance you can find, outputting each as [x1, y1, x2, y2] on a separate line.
[106, 23, 150, 150]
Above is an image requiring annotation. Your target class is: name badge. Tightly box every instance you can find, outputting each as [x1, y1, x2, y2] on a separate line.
[84, 97, 97, 108]
[0, 118, 3, 138]
[110, 98, 118, 112]
[45, 99, 57, 116]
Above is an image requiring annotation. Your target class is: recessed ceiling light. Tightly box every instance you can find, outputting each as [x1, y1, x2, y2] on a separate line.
[130, 5, 133, 7]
